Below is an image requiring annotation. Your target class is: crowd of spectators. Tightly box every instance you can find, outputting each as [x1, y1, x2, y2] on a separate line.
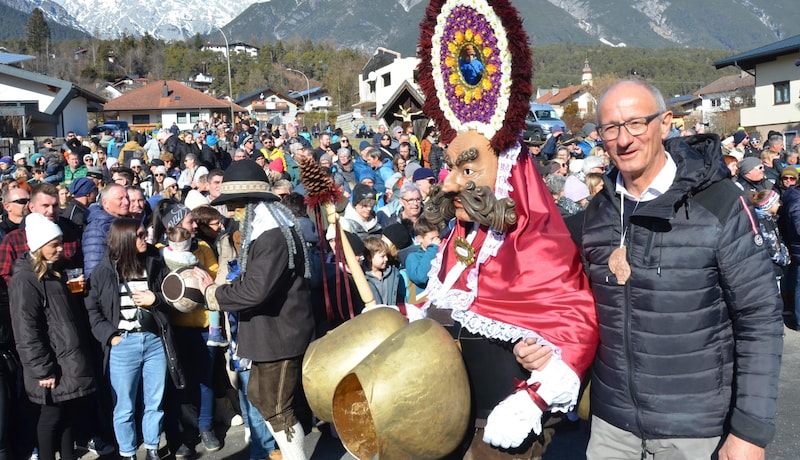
[0, 111, 796, 460]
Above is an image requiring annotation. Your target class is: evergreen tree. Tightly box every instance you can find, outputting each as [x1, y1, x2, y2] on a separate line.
[25, 8, 50, 58]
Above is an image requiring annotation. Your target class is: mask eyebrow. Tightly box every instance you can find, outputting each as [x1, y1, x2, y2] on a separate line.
[454, 147, 479, 168]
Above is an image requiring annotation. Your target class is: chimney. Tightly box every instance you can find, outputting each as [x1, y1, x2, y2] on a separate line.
[551, 85, 559, 96]
[161, 81, 169, 98]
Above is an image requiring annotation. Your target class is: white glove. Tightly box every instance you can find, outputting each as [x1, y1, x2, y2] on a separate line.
[482, 388, 543, 449]
[404, 304, 426, 322]
[482, 358, 580, 449]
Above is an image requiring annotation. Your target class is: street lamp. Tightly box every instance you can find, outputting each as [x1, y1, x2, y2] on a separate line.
[217, 27, 235, 126]
[286, 68, 310, 111]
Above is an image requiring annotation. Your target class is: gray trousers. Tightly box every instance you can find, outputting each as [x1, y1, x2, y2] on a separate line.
[586, 416, 722, 460]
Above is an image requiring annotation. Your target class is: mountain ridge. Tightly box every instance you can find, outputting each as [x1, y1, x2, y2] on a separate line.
[1, 0, 799, 54]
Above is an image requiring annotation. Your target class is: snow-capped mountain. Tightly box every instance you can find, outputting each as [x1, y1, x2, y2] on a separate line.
[40, 0, 265, 40]
[3, 0, 87, 33]
[2, 0, 800, 54]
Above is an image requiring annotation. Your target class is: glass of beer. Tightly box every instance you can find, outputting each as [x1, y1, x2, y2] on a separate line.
[66, 268, 84, 294]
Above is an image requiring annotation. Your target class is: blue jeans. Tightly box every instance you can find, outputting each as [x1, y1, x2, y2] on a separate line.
[109, 331, 167, 456]
[173, 327, 216, 431]
[238, 370, 276, 459]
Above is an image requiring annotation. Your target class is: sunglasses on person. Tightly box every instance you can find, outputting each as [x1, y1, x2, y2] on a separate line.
[782, 176, 797, 182]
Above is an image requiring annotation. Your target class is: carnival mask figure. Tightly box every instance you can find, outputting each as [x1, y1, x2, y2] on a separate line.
[415, 0, 600, 457]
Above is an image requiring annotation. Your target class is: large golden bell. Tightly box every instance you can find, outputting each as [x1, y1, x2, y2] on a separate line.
[331, 318, 471, 460]
[302, 307, 408, 423]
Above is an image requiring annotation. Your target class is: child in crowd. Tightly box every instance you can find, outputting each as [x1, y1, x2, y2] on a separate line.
[163, 226, 228, 347]
[750, 189, 790, 289]
[362, 235, 405, 306]
[403, 217, 442, 296]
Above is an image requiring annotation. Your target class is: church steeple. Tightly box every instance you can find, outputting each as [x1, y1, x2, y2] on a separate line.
[582, 58, 593, 86]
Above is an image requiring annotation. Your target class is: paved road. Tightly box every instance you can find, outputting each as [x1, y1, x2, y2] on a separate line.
[89, 324, 800, 459]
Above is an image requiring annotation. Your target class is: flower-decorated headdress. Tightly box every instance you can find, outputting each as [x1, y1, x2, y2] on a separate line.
[418, 0, 532, 154]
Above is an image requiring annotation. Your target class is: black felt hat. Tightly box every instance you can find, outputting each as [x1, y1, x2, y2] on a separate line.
[210, 160, 279, 206]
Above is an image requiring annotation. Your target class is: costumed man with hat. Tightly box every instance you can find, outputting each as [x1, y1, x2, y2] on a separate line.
[417, 0, 599, 457]
[191, 160, 314, 460]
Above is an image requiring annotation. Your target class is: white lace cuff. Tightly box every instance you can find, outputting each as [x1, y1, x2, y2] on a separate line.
[528, 357, 581, 413]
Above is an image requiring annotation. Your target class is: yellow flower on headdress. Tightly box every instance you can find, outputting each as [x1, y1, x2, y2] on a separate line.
[465, 29, 474, 41]
[454, 31, 464, 44]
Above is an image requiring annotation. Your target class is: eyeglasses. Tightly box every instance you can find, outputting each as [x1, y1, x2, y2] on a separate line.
[341, 139, 349, 142]
[10, 198, 29, 205]
[136, 231, 147, 240]
[598, 113, 663, 141]
[155, 173, 165, 177]
[782, 176, 797, 181]
[402, 198, 422, 203]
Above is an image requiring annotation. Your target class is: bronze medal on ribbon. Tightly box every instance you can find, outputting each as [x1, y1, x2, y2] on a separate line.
[609, 246, 631, 285]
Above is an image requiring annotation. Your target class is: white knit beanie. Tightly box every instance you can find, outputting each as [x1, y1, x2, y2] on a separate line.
[184, 189, 210, 210]
[25, 213, 62, 253]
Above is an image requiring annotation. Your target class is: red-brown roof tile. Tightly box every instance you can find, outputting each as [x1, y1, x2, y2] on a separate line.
[103, 80, 246, 112]
[535, 84, 587, 105]
[693, 74, 754, 96]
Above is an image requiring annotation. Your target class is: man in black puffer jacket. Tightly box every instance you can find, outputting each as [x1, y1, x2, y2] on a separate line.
[580, 81, 782, 459]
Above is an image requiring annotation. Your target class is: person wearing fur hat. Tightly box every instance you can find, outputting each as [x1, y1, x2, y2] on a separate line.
[10, 213, 96, 460]
[191, 160, 314, 460]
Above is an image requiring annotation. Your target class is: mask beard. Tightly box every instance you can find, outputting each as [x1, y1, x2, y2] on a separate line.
[424, 182, 517, 233]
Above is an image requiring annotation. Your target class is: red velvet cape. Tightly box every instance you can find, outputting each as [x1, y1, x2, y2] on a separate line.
[438, 150, 599, 377]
